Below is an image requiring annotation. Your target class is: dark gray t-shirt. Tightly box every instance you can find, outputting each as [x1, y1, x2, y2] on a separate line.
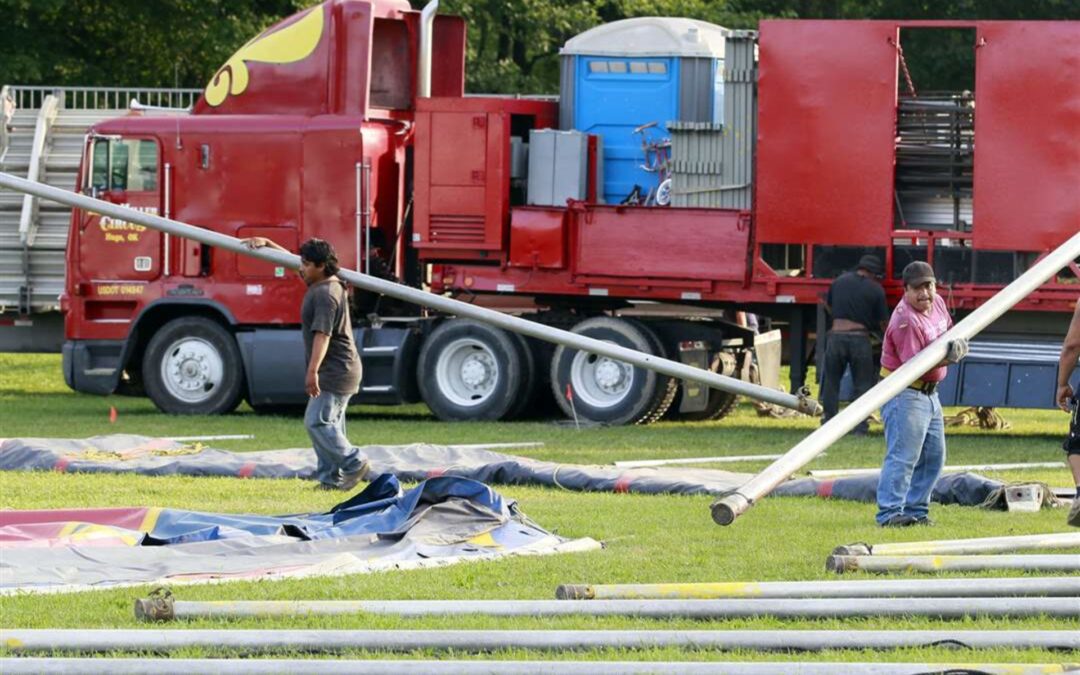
[301, 278, 361, 395]
[826, 271, 889, 335]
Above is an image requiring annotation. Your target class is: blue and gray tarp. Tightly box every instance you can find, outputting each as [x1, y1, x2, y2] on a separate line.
[0, 471, 598, 594]
[0, 435, 1034, 508]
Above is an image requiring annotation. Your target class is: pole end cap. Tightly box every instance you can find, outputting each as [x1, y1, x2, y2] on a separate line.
[135, 588, 175, 621]
[555, 584, 594, 600]
[832, 543, 871, 556]
[825, 554, 856, 574]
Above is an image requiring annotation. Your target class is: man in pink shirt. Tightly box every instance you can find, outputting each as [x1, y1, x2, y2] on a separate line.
[876, 261, 968, 527]
[1055, 297, 1080, 527]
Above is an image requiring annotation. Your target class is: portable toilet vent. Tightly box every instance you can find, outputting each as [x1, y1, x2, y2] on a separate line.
[559, 17, 731, 205]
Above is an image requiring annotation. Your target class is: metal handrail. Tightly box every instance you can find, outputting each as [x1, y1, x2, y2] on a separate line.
[6, 86, 202, 111]
[0, 85, 13, 164]
[19, 95, 59, 247]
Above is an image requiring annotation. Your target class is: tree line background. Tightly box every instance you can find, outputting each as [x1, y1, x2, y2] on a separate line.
[2, 0, 1077, 97]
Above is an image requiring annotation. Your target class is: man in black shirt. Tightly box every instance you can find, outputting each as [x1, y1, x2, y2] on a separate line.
[243, 236, 370, 490]
[821, 254, 889, 435]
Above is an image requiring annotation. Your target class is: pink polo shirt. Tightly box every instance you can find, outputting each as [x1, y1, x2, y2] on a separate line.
[881, 293, 953, 382]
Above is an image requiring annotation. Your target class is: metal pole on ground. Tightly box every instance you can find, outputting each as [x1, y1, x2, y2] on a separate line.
[0, 659, 1069, 674]
[554, 576, 1080, 600]
[3, 629, 1078, 654]
[0, 172, 820, 416]
[808, 461, 1064, 478]
[708, 227, 1080, 526]
[134, 597, 1078, 621]
[613, 454, 786, 468]
[833, 531, 1080, 556]
[827, 553, 1080, 574]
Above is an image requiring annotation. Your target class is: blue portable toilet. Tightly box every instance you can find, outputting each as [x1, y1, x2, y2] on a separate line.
[559, 17, 731, 205]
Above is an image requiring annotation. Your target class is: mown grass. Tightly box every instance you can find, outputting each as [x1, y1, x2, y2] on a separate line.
[0, 353, 1077, 665]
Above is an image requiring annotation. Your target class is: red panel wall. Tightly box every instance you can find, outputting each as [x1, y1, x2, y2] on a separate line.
[755, 21, 899, 245]
[973, 22, 1080, 251]
[574, 207, 749, 282]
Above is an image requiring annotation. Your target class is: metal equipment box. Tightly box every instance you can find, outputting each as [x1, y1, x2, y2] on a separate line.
[527, 129, 588, 207]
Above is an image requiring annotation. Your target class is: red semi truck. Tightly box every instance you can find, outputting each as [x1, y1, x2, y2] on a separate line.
[61, 1, 1080, 423]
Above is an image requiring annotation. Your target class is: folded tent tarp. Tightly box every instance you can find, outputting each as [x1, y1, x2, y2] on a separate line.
[0, 435, 1034, 509]
[0, 473, 599, 594]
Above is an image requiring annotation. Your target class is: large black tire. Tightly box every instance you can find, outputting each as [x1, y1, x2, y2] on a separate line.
[142, 317, 245, 415]
[417, 319, 529, 421]
[549, 317, 674, 425]
[503, 332, 537, 419]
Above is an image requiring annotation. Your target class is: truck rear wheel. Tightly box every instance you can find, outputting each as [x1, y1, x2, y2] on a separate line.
[418, 319, 529, 421]
[550, 317, 675, 425]
[142, 317, 245, 415]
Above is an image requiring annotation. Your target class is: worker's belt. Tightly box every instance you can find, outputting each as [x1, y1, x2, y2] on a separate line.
[881, 368, 938, 396]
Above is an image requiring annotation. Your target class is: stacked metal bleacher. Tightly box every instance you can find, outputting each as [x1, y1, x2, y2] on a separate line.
[0, 86, 199, 350]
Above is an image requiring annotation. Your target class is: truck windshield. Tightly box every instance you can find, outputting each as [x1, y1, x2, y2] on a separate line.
[89, 138, 158, 192]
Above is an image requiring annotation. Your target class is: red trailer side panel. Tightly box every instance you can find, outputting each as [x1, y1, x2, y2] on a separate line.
[973, 22, 1080, 252]
[755, 21, 898, 246]
[574, 206, 749, 282]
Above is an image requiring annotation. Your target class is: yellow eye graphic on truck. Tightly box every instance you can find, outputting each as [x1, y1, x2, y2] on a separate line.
[204, 4, 325, 107]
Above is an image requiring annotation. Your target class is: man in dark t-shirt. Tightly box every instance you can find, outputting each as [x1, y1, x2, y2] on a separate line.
[243, 236, 370, 490]
[821, 254, 890, 435]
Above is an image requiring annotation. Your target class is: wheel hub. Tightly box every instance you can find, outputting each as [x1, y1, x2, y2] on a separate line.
[460, 355, 492, 388]
[160, 338, 223, 403]
[435, 338, 501, 407]
[594, 359, 625, 391]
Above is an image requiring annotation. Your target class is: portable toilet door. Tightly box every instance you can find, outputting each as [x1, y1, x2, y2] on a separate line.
[573, 56, 678, 205]
[560, 17, 729, 206]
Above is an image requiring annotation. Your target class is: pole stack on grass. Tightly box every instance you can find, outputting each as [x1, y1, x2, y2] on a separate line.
[827, 554, 1080, 574]
[133, 596, 1079, 621]
[555, 576, 1080, 600]
[1, 658, 1074, 674]
[828, 531, 1080, 574]
[831, 531, 1080, 557]
[4, 629, 1079, 654]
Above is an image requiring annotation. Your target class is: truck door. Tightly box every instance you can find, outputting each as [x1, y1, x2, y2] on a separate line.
[78, 137, 163, 282]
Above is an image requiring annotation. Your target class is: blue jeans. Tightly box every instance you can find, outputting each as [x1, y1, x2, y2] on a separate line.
[876, 389, 946, 524]
[304, 391, 366, 486]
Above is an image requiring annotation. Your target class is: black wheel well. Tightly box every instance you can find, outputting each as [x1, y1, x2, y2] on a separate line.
[123, 305, 235, 385]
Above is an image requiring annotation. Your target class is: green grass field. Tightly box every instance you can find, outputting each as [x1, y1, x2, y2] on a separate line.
[1, 353, 1077, 665]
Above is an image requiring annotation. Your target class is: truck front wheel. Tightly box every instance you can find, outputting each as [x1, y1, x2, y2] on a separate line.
[418, 319, 530, 421]
[142, 317, 245, 415]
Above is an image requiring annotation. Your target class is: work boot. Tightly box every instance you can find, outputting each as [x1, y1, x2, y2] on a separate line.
[1068, 498, 1080, 527]
[912, 516, 934, 526]
[339, 460, 372, 492]
[879, 514, 917, 528]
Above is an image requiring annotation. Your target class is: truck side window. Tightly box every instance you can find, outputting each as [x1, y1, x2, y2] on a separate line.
[93, 139, 159, 192]
[90, 140, 109, 192]
[110, 142, 130, 191]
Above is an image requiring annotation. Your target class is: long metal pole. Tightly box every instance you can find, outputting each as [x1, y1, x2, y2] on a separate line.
[833, 531, 1080, 557]
[613, 453, 786, 468]
[828, 553, 1080, 574]
[3, 629, 1077, 654]
[134, 597, 1079, 621]
[0, 659, 1069, 675]
[710, 227, 1080, 525]
[554, 576, 1080, 600]
[808, 461, 1064, 478]
[0, 172, 819, 415]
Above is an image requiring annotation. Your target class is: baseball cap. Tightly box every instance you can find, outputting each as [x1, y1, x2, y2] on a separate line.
[902, 261, 936, 287]
[856, 254, 883, 276]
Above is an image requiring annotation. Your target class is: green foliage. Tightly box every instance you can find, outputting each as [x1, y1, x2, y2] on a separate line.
[0, 0, 312, 88]
[5, 0, 1080, 94]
